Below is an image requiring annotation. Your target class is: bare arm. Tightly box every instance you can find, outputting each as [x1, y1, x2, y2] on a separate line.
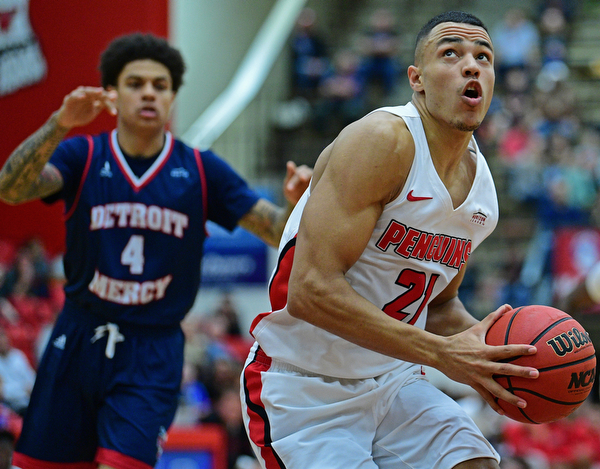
[286, 112, 538, 414]
[238, 198, 293, 248]
[425, 264, 478, 336]
[0, 86, 116, 205]
[0, 113, 68, 204]
[238, 160, 312, 247]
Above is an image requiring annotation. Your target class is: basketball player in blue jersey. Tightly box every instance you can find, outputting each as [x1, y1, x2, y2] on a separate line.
[241, 11, 541, 469]
[0, 33, 311, 469]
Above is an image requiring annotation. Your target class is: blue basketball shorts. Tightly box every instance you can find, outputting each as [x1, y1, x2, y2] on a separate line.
[13, 305, 184, 469]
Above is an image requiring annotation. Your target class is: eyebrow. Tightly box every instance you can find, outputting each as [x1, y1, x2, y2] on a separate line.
[436, 36, 493, 52]
[125, 74, 170, 81]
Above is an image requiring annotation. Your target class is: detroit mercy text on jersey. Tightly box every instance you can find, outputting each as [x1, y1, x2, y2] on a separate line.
[52, 131, 207, 326]
[250, 102, 499, 379]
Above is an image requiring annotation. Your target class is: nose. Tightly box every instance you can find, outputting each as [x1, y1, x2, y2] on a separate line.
[141, 81, 156, 99]
[462, 54, 480, 78]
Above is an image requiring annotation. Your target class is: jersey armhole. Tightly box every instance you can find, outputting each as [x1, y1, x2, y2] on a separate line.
[194, 148, 209, 235]
[63, 135, 94, 221]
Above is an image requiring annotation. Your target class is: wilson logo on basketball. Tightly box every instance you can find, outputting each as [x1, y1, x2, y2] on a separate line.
[568, 368, 596, 390]
[546, 327, 592, 357]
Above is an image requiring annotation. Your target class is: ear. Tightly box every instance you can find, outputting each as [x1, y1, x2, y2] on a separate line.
[408, 65, 423, 93]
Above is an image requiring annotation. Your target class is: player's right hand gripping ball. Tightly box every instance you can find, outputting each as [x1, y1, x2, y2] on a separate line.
[485, 305, 596, 424]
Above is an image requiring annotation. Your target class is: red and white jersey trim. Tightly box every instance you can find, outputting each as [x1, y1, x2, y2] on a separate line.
[109, 130, 174, 192]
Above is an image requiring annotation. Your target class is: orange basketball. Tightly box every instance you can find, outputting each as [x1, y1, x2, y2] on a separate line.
[485, 305, 596, 424]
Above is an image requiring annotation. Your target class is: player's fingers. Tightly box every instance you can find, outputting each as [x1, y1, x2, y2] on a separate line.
[285, 161, 298, 191]
[490, 344, 538, 365]
[294, 163, 313, 182]
[69, 86, 105, 99]
[494, 360, 539, 379]
[103, 90, 118, 115]
[479, 304, 512, 330]
[472, 384, 506, 415]
[482, 377, 529, 410]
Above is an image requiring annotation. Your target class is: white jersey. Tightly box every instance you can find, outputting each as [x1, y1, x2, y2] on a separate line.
[250, 102, 499, 379]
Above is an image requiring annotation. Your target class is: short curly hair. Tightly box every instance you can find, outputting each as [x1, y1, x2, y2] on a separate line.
[99, 33, 186, 92]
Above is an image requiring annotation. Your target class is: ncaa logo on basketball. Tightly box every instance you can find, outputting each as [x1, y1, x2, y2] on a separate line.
[546, 327, 592, 357]
[568, 367, 596, 391]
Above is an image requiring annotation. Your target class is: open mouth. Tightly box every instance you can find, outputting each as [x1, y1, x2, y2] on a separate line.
[462, 82, 482, 100]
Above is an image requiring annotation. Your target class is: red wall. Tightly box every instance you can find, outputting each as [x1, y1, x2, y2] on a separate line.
[0, 0, 169, 256]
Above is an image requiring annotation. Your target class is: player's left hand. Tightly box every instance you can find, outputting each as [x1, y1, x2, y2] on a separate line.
[283, 161, 312, 205]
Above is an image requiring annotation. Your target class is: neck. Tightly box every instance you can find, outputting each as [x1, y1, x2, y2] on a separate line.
[411, 95, 473, 176]
[116, 125, 166, 158]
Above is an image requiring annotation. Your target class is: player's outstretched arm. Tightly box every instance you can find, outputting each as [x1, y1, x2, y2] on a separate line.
[237, 160, 312, 247]
[0, 87, 116, 205]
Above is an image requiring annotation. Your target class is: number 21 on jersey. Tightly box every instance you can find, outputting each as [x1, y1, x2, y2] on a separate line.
[382, 269, 439, 324]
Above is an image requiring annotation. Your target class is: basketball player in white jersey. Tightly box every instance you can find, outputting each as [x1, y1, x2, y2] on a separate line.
[241, 11, 540, 469]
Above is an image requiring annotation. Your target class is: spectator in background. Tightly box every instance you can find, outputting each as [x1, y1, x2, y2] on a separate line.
[500, 400, 600, 468]
[356, 8, 402, 105]
[538, 6, 569, 66]
[491, 8, 541, 91]
[538, 130, 596, 230]
[537, 0, 578, 24]
[290, 7, 331, 103]
[201, 384, 260, 469]
[0, 430, 15, 469]
[533, 61, 578, 140]
[0, 238, 50, 299]
[212, 292, 242, 338]
[312, 48, 366, 136]
[174, 360, 212, 426]
[0, 326, 35, 416]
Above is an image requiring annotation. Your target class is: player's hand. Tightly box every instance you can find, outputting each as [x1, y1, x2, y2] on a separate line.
[55, 86, 117, 129]
[437, 304, 539, 415]
[283, 161, 312, 205]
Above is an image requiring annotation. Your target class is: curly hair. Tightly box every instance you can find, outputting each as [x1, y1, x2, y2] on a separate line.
[99, 33, 186, 92]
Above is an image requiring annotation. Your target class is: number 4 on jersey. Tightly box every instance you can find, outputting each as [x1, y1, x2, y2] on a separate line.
[121, 235, 145, 274]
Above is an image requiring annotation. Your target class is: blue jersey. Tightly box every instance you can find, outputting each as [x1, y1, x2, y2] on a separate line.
[46, 130, 259, 326]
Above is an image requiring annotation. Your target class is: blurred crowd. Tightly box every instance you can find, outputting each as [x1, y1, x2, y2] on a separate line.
[287, 6, 403, 137]
[1, 1, 600, 468]
[0, 237, 63, 468]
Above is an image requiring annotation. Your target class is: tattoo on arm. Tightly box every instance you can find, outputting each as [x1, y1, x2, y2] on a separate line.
[0, 112, 68, 204]
[238, 199, 294, 247]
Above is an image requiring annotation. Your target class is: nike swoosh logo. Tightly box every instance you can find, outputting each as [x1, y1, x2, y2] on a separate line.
[407, 190, 433, 202]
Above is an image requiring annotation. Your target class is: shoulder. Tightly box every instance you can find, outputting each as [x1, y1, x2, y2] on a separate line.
[335, 110, 415, 177]
[57, 134, 94, 152]
[316, 111, 415, 204]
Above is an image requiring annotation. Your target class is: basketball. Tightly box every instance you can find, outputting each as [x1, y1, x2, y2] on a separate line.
[485, 305, 596, 424]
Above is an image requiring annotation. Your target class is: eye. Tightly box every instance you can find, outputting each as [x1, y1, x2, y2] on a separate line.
[126, 80, 142, 89]
[477, 52, 491, 61]
[153, 79, 170, 91]
[443, 49, 456, 57]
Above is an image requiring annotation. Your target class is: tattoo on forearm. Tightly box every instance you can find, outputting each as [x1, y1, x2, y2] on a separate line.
[239, 199, 293, 247]
[0, 113, 68, 202]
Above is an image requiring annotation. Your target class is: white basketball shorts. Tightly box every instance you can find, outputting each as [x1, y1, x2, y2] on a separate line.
[241, 343, 500, 469]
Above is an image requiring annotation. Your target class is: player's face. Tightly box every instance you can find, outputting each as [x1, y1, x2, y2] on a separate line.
[114, 59, 175, 132]
[410, 22, 494, 132]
